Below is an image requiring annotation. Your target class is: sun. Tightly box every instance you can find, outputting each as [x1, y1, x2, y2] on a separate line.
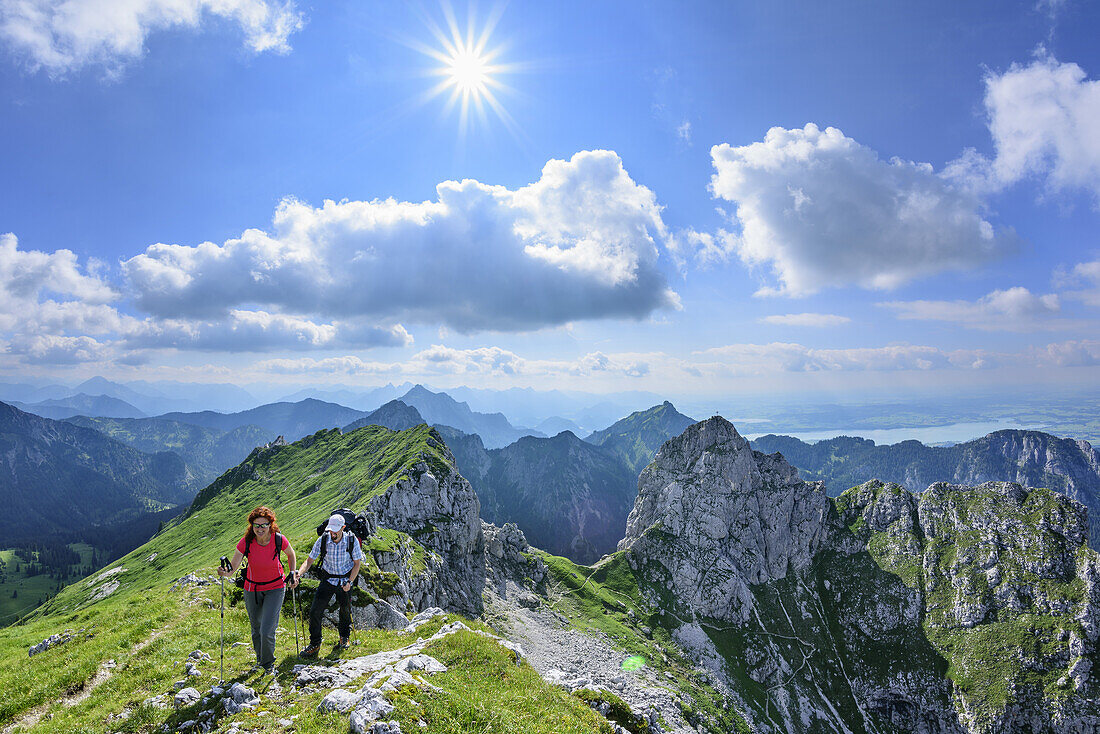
[445, 45, 493, 95]
[410, 2, 519, 138]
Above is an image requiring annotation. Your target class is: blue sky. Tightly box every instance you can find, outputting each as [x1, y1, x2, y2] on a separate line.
[1, 0, 1098, 401]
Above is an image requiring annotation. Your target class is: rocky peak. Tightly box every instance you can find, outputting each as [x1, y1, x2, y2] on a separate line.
[620, 416, 832, 622]
[367, 428, 485, 616]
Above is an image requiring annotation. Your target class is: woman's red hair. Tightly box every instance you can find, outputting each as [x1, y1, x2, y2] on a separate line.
[244, 506, 279, 544]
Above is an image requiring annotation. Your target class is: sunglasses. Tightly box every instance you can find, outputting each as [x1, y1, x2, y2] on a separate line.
[252, 522, 270, 529]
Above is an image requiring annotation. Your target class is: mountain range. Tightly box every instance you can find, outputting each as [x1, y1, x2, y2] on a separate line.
[3, 416, 1100, 733]
[0, 402, 198, 545]
[63, 415, 278, 487]
[9, 393, 147, 420]
[752, 429, 1100, 548]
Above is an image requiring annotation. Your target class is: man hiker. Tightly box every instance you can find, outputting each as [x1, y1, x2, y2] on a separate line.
[298, 513, 363, 657]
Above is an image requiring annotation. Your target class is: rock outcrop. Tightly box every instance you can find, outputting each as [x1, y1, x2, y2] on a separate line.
[620, 417, 1100, 733]
[752, 429, 1100, 549]
[620, 416, 832, 622]
[366, 428, 485, 616]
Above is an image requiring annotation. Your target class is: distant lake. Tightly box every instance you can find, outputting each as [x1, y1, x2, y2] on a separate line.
[744, 421, 1048, 446]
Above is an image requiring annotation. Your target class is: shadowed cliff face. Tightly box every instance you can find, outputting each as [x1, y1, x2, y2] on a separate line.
[620, 416, 1100, 734]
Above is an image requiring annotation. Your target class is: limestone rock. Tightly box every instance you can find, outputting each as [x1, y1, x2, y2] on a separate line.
[366, 430, 485, 615]
[620, 416, 832, 622]
[352, 600, 408, 631]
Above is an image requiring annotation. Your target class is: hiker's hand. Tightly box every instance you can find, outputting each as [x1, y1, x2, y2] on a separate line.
[341, 582, 351, 592]
[290, 571, 299, 588]
[217, 567, 229, 577]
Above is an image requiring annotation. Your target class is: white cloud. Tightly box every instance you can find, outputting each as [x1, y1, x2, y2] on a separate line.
[123, 150, 680, 332]
[255, 345, 654, 380]
[946, 54, 1100, 204]
[879, 287, 1068, 331]
[709, 124, 1007, 296]
[124, 310, 412, 352]
[0, 0, 303, 76]
[672, 228, 737, 267]
[759, 313, 851, 328]
[6, 334, 112, 364]
[1056, 259, 1100, 306]
[1027, 339, 1100, 367]
[677, 120, 692, 143]
[0, 233, 119, 331]
[698, 342, 992, 373]
[255, 355, 397, 376]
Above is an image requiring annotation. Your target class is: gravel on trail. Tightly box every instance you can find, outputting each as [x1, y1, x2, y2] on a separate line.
[484, 579, 701, 734]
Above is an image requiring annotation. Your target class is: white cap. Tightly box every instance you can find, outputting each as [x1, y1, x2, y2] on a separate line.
[325, 514, 345, 533]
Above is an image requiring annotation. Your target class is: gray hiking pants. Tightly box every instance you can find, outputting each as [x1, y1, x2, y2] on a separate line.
[244, 587, 285, 668]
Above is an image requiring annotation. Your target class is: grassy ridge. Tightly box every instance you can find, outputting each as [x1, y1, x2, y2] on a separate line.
[0, 423, 634, 733]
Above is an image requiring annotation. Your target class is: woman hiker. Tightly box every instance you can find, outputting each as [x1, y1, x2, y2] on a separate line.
[217, 506, 299, 674]
[297, 513, 363, 657]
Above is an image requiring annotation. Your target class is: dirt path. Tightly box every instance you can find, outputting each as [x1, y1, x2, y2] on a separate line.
[3, 623, 171, 733]
[484, 578, 696, 734]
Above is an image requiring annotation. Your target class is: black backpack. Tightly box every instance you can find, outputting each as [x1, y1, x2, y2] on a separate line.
[235, 533, 285, 588]
[311, 508, 367, 579]
[314, 508, 371, 540]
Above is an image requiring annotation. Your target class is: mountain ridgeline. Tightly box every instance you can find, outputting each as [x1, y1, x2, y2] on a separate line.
[157, 398, 370, 442]
[620, 417, 1100, 732]
[585, 400, 696, 476]
[0, 401, 198, 545]
[437, 402, 696, 563]
[752, 430, 1100, 549]
[397, 384, 541, 449]
[442, 427, 637, 564]
[64, 415, 278, 487]
[5, 415, 1100, 733]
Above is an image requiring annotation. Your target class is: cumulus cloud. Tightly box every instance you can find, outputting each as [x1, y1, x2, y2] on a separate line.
[879, 287, 1067, 330]
[6, 334, 112, 364]
[709, 124, 1007, 296]
[1027, 339, 1100, 367]
[123, 150, 680, 332]
[0, 0, 303, 76]
[759, 313, 851, 328]
[946, 54, 1100, 204]
[0, 233, 119, 331]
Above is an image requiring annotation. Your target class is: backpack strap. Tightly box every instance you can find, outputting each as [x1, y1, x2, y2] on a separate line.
[272, 533, 283, 559]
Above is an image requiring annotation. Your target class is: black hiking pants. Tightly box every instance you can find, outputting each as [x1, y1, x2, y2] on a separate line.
[308, 580, 351, 646]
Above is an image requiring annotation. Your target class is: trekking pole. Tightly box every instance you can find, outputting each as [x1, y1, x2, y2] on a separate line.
[286, 572, 300, 656]
[219, 556, 231, 682]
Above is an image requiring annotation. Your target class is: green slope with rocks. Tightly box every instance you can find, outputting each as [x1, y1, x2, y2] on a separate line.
[619, 417, 1100, 733]
[0, 423, 686, 734]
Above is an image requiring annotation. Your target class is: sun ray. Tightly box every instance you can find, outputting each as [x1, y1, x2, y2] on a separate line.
[400, 1, 522, 142]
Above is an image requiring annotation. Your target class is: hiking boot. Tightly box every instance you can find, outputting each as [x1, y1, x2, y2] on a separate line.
[301, 644, 320, 658]
[334, 637, 349, 651]
[263, 664, 275, 675]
